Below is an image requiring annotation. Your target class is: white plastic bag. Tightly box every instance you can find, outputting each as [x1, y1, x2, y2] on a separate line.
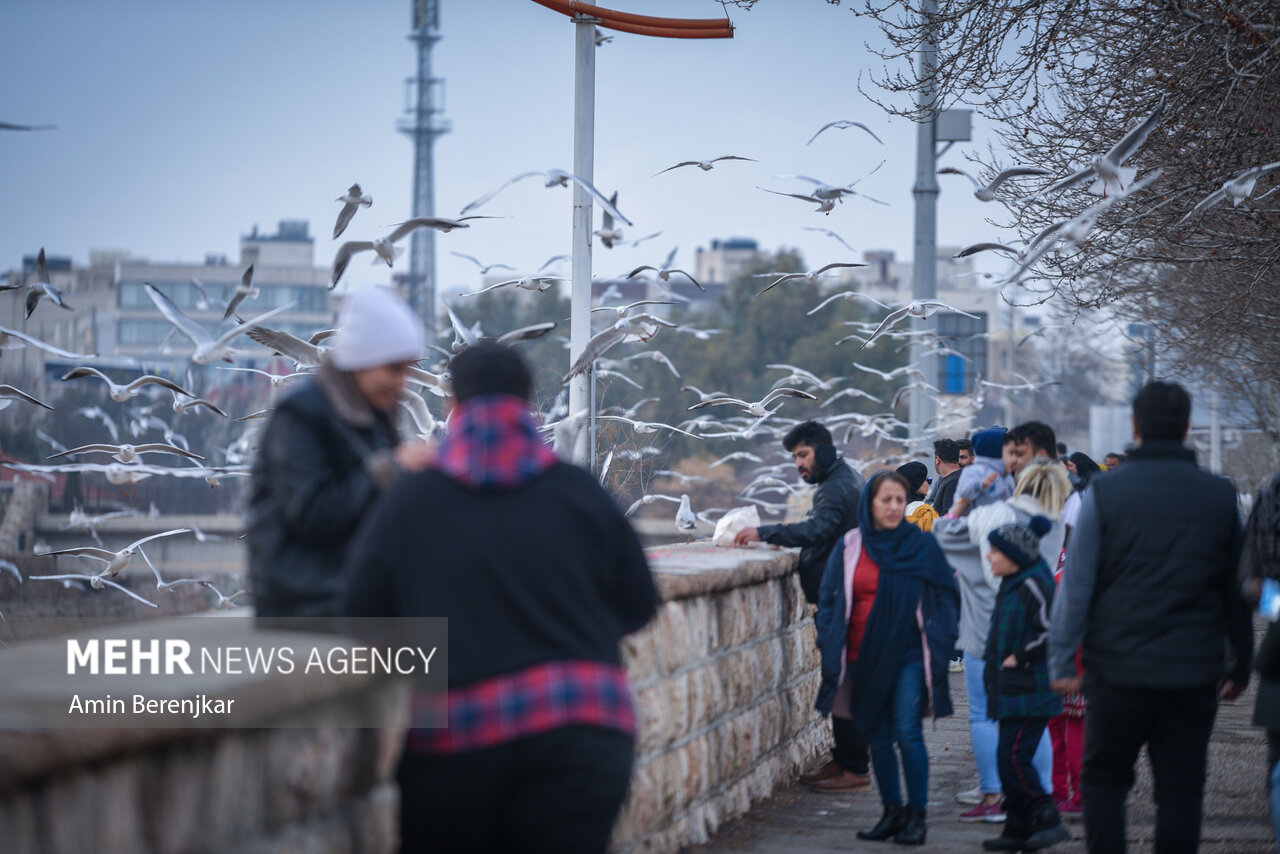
[713, 505, 762, 548]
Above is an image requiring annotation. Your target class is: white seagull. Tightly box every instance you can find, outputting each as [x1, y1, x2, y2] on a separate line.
[28, 573, 158, 608]
[687, 388, 818, 418]
[145, 284, 295, 364]
[626, 247, 703, 291]
[47, 442, 203, 464]
[463, 275, 566, 296]
[938, 166, 1051, 201]
[221, 264, 257, 320]
[330, 217, 470, 288]
[654, 155, 756, 176]
[61, 366, 194, 402]
[802, 226, 858, 253]
[459, 169, 632, 225]
[755, 262, 868, 296]
[1031, 98, 1165, 198]
[25, 248, 73, 318]
[42, 528, 192, 577]
[859, 301, 981, 350]
[1178, 160, 1280, 224]
[806, 120, 883, 146]
[451, 251, 514, 275]
[807, 291, 892, 316]
[333, 183, 373, 239]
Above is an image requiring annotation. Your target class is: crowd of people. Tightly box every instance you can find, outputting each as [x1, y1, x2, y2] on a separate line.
[246, 285, 1270, 854]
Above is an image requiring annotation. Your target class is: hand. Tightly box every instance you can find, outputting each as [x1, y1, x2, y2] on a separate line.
[1218, 677, 1246, 701]
[1052, 676, 1082, 695]
[1001, 654, 1018, 668]
[734, 526, 761, 547]
[982, 471, 998, 489]
[394, 439, 436, 472]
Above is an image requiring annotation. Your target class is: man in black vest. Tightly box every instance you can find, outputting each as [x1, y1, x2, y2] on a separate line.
[1049, 380, 1252, 854]
[734, 420, 866, 792]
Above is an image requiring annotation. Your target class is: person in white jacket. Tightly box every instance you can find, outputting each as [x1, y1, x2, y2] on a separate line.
[933, 461, 1073, 820]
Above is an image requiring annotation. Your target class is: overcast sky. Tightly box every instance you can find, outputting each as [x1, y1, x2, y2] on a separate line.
[3, 0, 1016, 297]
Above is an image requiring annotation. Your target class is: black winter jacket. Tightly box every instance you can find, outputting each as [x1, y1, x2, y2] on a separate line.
[758, 457, 862, 604]
[247, 363, 402, 618]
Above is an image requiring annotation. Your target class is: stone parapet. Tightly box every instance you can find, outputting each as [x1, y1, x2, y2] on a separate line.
[612, 542, 826, 854]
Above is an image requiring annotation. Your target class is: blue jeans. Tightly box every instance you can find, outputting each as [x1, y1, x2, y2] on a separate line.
[867, 659, 929, 808]
[964, 651, 1053, 794]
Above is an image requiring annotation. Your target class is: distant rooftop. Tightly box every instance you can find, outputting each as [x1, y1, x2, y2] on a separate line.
[707, 238, 758, 251]
[242, 219, 312, 243]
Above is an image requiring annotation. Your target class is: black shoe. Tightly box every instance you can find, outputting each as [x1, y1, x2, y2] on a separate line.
[857, 806, 906, 841]
[893, 806, 927, 845]
[1022, 798, 1069, 851]
[982, 803, 1030, 852]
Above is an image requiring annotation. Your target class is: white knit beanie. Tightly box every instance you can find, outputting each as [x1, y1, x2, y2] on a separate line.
[330, 285, 423, 371]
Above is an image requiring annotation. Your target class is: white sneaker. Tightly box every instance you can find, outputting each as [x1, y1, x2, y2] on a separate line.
[956, 785, 984, 805]
[948, 658, 964, 673]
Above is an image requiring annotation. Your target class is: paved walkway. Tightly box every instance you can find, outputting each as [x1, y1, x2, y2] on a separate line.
[686, 669, 1275, 853]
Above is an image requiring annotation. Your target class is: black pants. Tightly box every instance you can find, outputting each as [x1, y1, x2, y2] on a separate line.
[833, 714, 870, 774]
[1081, 677, 1218, 854]
[998, 716, 1051, 816]
[397, 725, 635, 854]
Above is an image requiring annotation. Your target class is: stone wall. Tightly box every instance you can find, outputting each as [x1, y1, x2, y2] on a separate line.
[612, 542, 826, 854]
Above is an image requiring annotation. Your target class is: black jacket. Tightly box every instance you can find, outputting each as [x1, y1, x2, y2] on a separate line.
[341, 463, 658, 687]
[758, 457, 862, 604]
[247, 363, 402, 618]
[927, 468, 961, 517]
[1083, 441, 1252, 687]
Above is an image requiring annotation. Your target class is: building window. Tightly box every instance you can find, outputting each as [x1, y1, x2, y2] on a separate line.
[118, 318, 175, 346]
[935, 311, 988, 394]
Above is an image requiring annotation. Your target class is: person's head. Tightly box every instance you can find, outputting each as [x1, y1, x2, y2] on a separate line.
[1013, 458, 1072, 515]
[987, 515, 1052, 577]
[1068, 451, 1102, 489]
[1002, 432, 1020, 475]
[1008, 420, 1058, 476]
[1104, 452, 1125, 469]
[1132, 380, 1191, 444]
[449, 343, 534, 404]
[783, 420, 835, 484]
[867, 471, 910, 530]
[933, 438, 960, 474]
[956, 438, 974, 467]
[330, 285, 424, 412]
[896, 461, 930, 497]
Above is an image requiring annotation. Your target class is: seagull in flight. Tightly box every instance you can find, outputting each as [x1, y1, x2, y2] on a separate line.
[451, 251, 515, 275]
[463, 275, 566, 296]
[653, 155, 756, 177]
[806, 120, 883, 146]
[25, 248, 73, 318]
[938, 166, 1051, 201]
[221, 264, 257, 319]
[459, 169, 632, 226]
[806, 290, 891, 316]
[626, 246, 703, 291]
[564, 314, 677, 382]
[42, 528, 192, 577]
[859, 301, 981, 350]
[145, 284, 295, 364]
[333, 183, 372, 239]
[595, 416, 702, 439]
[802, 226, 858, 253]
[1178, 160, 1280, 224]
[755, 262, 867, 296]
[330, 217, 470, 288]
[47, 442, 203, 465]
[1031, 98, 1165, 198]
[60, 367, 194, 402]
[687, 388, 818, 418]
[28, 573, 158, 608]
[851, 362, 926, 382]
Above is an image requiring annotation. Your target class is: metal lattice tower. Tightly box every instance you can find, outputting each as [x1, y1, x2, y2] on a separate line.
[397, 0, 450, 339]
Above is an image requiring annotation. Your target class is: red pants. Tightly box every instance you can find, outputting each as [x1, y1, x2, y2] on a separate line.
[1048, 713, 1084, 803]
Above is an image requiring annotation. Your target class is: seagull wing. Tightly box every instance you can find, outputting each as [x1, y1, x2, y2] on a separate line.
[134, 444, 204, 460]
[458, 171, 542, 217]
[986, 166, 1053, 191]
[126, 528, 192, 552]
[43, 545, 115, 561]
[687, 396, 749, 412]
[387, 217, 471, 242]
[953, 242, 1020, 259]
[145, 284, 213, 348]
[244, 326, 322, 367]
[755, 273, 802, 296]
[0, 324, 96, 359]
[653, 161, 700, 176]
[711, 155, 756, 164]
[330, 241, 375, 288]
[60, 366, 112, 384]
[127, 375, 195, 397]
[937, 166, 981, 190]
[210, 303, 297, 353]
[625, 265, 657, 279]
[333, 200, 361, 239]
[496, 321, 557, 347]
[1105, 97, 1165, 167]
[1032, 165, 1095, 199]
[918, 300, 981, 320]
[760, 387, 819, 406]
[815, 262, 867, 275]
[0, 384, 53, 409]
[760, 188, 824, 204]
[802, 226, 856, 253]
[563, 326, 629, 382]
[560, 172, 633, 227]
[48, 443, 121, 459]
[858, 307, 912, 350]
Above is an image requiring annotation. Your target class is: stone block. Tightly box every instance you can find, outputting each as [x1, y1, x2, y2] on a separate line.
[782, 574, 809, 625]
[683, 596, 715, 661]
[715, 647, 758, 709]
[756, 695, 784, 753]
[622, 628, 658, 683]
[633, 682, 667, 756]
[712, 587, 751, 649]
[678, 731, 713, 800]
[757, 637, 784, 692]
[653, 601, 692, 674]
[686, 662, 725, 731]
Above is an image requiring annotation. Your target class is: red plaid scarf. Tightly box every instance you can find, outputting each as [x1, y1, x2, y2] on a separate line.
[433, 394, 555, 489]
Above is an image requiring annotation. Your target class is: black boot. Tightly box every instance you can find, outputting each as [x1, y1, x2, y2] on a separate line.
[893, 806, 927, 845]
[983, 803, 1029, 852]
[1022, 797, 1069, 851]
[857, 805, 906, 841]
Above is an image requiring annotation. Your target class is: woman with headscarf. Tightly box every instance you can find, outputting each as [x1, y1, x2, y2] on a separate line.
[814, 471, 961, 846]
[1060, 452, 1101, 533]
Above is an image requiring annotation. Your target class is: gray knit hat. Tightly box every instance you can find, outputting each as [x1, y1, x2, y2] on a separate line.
[988, 515, 1052, 570]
